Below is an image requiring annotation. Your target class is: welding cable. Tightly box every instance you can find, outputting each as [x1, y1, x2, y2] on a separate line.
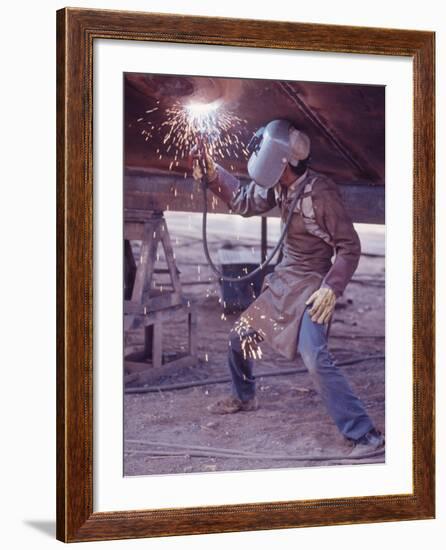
[200, 179, 306, 282]
[124, 439, 385, 462]
[124, 447, 384, 462]
[124, 354, 385, 394]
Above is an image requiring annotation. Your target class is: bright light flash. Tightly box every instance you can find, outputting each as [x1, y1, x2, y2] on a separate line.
[186, 100, 221, 116]
[184, 100, 223, 139]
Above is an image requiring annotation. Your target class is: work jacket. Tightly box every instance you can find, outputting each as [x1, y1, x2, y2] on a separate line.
[209, 165, 361, 360]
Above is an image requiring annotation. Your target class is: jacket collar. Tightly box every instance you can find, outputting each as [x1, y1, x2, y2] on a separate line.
[274, 169, 309, 203]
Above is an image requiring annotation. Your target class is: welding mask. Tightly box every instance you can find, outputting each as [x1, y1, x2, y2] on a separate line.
[247, 119, 311, 189]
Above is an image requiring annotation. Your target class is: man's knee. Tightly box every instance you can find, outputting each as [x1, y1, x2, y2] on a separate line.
[299, 343, 328, 374]
[229, 331, 243, 353]
[298, 313, 333, 375]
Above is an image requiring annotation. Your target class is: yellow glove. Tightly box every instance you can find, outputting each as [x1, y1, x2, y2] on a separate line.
[305, 287, 336, 324]
[191, 148, 217, 182]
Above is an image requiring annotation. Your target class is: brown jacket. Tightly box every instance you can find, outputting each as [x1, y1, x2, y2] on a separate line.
[209, 165, 361, 360]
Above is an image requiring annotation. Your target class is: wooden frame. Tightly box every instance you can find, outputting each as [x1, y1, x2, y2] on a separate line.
[56, 7, 435, 542]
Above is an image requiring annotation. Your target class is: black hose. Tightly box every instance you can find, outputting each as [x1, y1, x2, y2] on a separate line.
[201, 179, 305, 282]
[124, 354, 385, 394]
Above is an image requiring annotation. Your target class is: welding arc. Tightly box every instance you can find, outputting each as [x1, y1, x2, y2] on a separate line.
[201, 179, 305, 283]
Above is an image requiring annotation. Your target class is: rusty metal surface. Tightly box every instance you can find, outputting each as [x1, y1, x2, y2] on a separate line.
[124, 73, 385, 222]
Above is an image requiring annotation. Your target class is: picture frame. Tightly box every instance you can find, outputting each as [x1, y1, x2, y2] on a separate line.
[56, 7, 435, 542]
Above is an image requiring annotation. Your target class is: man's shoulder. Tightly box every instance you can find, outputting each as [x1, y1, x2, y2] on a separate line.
[306, 169, 340, 197]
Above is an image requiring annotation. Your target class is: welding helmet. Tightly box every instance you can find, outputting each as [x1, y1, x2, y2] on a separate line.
[247, 119, 311, 189]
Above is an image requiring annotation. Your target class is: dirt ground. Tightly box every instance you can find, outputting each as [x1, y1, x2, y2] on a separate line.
[124, 219, 385, 476]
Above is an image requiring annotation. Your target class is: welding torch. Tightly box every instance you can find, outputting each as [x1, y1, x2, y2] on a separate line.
[192, 137, 216, 184]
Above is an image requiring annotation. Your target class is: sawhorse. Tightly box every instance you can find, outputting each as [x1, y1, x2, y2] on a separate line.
[124, 210, 197, 377]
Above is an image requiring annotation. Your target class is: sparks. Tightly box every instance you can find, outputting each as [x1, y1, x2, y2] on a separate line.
[232, 317, 264, 360]
[136, 99, 249, 166]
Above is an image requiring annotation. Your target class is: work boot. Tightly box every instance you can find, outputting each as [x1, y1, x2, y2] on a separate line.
[348, 428, 385, 457]
[207, 395, 258, 415]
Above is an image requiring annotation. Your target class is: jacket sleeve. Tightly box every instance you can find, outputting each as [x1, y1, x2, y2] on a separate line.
[208, 165, 276, 217]
[312, 180, 361, 297]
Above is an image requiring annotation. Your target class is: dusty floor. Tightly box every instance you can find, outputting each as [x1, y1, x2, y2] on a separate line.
[124, 219, 385, 476]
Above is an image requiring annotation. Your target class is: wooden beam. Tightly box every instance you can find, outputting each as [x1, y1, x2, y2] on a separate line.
[124, 169, 385, 224]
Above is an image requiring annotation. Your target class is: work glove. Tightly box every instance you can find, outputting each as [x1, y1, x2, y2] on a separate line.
[191, 146, 217, 183]
[305, 286, 336, 324]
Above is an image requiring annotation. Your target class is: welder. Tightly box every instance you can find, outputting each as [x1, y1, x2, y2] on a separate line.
[192, 119, 384, 455]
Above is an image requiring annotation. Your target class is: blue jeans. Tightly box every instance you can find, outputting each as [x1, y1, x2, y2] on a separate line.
[228, 308, 375, 441]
